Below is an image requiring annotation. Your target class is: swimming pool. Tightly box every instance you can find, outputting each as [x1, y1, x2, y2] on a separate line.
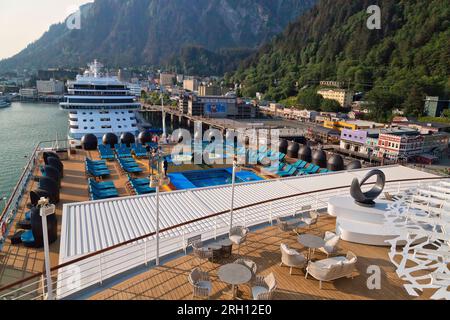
[168, 168, 264, 190]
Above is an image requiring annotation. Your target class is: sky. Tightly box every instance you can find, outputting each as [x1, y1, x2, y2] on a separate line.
[0, 0, 93, 60]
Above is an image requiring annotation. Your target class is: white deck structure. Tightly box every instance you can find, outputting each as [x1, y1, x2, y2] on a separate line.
[57, 165, 440, 298]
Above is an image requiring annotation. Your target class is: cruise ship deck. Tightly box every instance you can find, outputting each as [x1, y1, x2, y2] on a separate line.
[0, 145, 447, 300]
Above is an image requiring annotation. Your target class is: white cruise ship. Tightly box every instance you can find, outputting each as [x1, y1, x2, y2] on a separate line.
[60, 60, 141, 146]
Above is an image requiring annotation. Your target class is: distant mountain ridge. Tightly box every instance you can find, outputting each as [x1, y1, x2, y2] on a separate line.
[0, 0, 316, 74]
[231, 0, 450, 104]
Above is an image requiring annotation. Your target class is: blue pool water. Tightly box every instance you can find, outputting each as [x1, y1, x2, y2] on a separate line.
[169, 168, 264, 190]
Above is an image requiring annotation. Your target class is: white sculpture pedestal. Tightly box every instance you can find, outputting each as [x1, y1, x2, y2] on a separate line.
[328, 196, 398, 246]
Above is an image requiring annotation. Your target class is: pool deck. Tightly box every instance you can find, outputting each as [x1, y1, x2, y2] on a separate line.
[0, 148, 267, 290]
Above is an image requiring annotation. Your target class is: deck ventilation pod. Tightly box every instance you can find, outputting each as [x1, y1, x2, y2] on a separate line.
[278, 139, 288, 154]
[138, 130, 153, 145]
[298, 145, 312, 163]
[81, 134, 98, 151]
[312, 149, 327, 168]
[347, 160, 362, 170]
[327, 154, 345, 171]
[287, 141, 300, 158]
[103, 133, 119, 149]
[120, 132, 136, 147]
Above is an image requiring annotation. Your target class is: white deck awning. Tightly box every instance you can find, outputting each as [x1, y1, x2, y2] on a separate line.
[60, 165, 438, 263]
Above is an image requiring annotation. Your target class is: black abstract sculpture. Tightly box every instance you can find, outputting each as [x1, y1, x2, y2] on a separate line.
[350, 169, 386, 207]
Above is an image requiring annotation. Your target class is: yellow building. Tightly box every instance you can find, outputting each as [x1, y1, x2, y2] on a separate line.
[317, 88, 353, 107]
[324, 120, 385, 132]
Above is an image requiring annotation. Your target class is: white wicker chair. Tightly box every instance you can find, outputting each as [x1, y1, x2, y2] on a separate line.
[188, 268, 212, 299]
[251, 273, 277, 300]
[234, 259, 257, 282]
[276, 217, 305, 235]
[300, 210, 319, 229]
[318, 231, 340, 257]
[305, 251, 357, 289]
[280, 243, 307, 275]
[229, 226, 249, 255]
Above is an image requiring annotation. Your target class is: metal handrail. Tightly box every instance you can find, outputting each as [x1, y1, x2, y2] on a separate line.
[0, 176, 447, 295]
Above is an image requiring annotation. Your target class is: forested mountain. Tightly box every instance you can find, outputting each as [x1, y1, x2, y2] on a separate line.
[0, 0, 316, 74]
[230, 0, 450, 120]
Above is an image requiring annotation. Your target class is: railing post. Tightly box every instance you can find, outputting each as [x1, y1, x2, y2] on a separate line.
[144, 239, 148, 266]
[98, 254, 103, 285]
[397, 182, 401, 194]
[244, 209, 247, 228]
[269, 202, 273, 225]
[214, 216, 217, 240]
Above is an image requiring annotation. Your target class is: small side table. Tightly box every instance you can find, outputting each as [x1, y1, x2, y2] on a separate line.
[220, 239, 233, 258]
[298, 234, 325, 262]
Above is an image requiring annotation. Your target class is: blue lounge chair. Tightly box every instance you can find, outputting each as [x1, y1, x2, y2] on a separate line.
[98, 145, 115, 160]
[88, 179, 116, 190]
[21, 230, 35, 245]
[132, 143, 148, 158]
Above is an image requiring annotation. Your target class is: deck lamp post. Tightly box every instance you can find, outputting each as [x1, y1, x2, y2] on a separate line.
[149, 148, 170, 266]
[38, 197, 55, 300]
[1, 196, 6, 210]
[229, 160, 241, 233]
[160, 91, 167, 143]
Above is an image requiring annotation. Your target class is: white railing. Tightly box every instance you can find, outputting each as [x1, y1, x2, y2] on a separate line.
[1, 177, 447, 300]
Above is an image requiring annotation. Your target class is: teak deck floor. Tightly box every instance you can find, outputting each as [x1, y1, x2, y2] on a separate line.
[90, 215, 431, 300]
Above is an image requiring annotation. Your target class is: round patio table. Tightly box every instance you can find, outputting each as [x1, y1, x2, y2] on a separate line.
[298, 234, 325, 262]
[218, 264, 252, 300]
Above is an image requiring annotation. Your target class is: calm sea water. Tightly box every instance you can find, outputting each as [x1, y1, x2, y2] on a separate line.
[0, 102, 68, 210]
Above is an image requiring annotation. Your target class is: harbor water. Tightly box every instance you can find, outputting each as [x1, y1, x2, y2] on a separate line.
[0, 102, 68, 211]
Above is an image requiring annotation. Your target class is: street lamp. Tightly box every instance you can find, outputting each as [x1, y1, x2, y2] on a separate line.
[149, 148, 170, 266]
[229, 160, 241, 232]
[37, 197, 55, 300]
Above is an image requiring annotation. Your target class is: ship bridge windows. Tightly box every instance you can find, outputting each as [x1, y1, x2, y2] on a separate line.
[67, 98, 135, 104]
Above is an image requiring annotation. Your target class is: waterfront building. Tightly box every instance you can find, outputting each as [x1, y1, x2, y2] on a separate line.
[36, 79, 65, 95]
[324, 120, 384, 132]
[317, 88, 354, 108]
[377, 128, 424, 160]
[183, 78, 198, 92]
[19, 88, 38, 98]
[319, 80, 345, 88]
[198, 84, 222, 96]
[159, 72, 176, 87]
